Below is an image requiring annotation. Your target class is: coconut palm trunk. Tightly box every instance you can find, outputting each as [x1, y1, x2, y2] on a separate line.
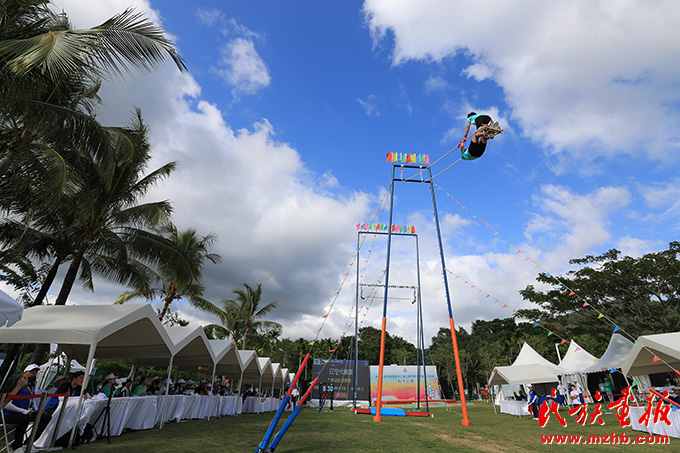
[55, 238, 89, 305]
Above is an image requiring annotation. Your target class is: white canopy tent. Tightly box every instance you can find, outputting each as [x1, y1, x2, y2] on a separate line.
[512, 342, 566, 375]
[143, 325, 216, 370]
[583, 334, 634, 373]
[489, 364, 560, 386]
[558, 341, 599, 373]
[557, 341, 598, 403]
[0, 289, 23, 327]
[622, 332, 680, 377]
[0, 304, 175, 445]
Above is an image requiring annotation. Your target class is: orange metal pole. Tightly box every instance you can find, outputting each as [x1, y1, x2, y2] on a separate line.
[449, 317, 471, 425]
[373, 317, 387, 422]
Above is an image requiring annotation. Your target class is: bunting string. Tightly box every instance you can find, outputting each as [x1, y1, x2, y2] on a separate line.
[434, 182, 680, 377]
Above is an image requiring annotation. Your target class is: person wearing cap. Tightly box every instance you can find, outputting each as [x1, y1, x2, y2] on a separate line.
[46, 375, 69, 395]
[146, 376, 162, 395]
[2, 364, 55, 450]
[117, 379, 132, 397]
[174, 379, 186, 395]
[100, 373, 118, 398]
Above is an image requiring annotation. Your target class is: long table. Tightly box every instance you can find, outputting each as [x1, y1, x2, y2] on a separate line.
[629, 406, 680, 439]
[500, 400, 530, 417]
[34, 394, 277, 448]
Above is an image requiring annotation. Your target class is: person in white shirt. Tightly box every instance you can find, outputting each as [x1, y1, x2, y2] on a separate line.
[557, 383, 567, 407]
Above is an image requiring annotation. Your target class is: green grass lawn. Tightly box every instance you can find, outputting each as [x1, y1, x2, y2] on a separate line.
[77, 403, 674, 452]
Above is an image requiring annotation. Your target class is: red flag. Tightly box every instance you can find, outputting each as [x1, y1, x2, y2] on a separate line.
[569, 291, 575, 296]
[653, 355, 661, 363]
[560, 339, 567, 344]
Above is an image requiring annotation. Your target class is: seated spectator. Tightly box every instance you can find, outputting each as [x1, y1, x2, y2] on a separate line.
[3, 364, 55, 451]
[46, 374, 69, 395]
[132, 376, 149, 396]
[517, 390, 527, 401]
[158, 378, 172, 395]
[146, 377, 161, 395]
[99, 373, 118, 398]
[174, 378, 186, 395]
[197, 381, 210, 396]
[56, 370, 85, 397]
[117, 379, 132, 397]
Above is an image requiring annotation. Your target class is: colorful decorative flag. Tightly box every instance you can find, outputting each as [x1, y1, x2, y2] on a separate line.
[597, 313, 605, 319]
[652, 355, 661, 363]
[569, 291, 575, 296]
[613, 325, 620, 332]
[533, 323, 539, 328]
[583, 302, 590, 307]
[560, 339, 567, 344]
[609, 368, 617, 374]
[386, 153, 393, 162]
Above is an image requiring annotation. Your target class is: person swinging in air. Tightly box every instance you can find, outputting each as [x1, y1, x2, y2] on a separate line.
[460, 112, 501, 161]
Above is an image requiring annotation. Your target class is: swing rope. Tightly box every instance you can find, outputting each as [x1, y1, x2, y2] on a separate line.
[402, 133, 471, 182]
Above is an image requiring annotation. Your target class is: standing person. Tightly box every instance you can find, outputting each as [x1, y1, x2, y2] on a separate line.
[527, 385, 539, 420]
[2, 364, 56, 451]
[556, 382, 567, 407]
[460, 112, 501, 161]
[603, 378, 614, 403]
[574, 381, 585, 404]
[569, 384, 581, 406]
[290, 385, 300, 406]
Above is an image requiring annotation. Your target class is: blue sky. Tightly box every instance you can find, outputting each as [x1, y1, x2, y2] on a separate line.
[16, 0, 678, 347]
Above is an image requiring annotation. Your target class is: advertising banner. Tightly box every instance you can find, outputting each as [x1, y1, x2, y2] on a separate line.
[369, 365, 440, 402]
[311, 358, 370, 400]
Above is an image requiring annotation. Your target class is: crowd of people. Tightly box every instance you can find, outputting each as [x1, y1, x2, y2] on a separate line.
[1, 365, 257, 451]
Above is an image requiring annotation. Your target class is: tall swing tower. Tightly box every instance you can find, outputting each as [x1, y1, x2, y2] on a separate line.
[373, 155, 471, 426]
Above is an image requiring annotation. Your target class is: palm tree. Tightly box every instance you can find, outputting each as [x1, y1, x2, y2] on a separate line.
[203, 283, 282, 350]
[50, 110, 177, 307]
[114, 223, 222, 321]
[0, 0, 187, 180]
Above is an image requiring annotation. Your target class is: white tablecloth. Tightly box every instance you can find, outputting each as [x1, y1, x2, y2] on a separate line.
[630, 406, 680, 438]
[500, 400, 530, 416]
[155, 394, 186, 424]
[33, 393, 266, 448]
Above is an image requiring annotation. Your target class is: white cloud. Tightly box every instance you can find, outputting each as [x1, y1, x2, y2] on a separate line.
[363, 0, 680, 162]
[357, 94, 380, 116]
[44, 0, 374, 342]
[424, 75, 449, 93]
[214, 37, 271, 95]
[194, 7, 225, 27]
[525, 184, 632, 267]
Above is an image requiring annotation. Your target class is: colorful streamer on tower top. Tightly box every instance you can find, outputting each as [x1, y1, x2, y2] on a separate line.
[386, 153, 429, 165]
[357, 223, 415, 233]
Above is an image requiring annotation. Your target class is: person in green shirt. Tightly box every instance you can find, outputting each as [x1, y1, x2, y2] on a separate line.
[132, 376, 149, 396]
[603, 379, 614, 403]
[100, 373, 118, 398]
